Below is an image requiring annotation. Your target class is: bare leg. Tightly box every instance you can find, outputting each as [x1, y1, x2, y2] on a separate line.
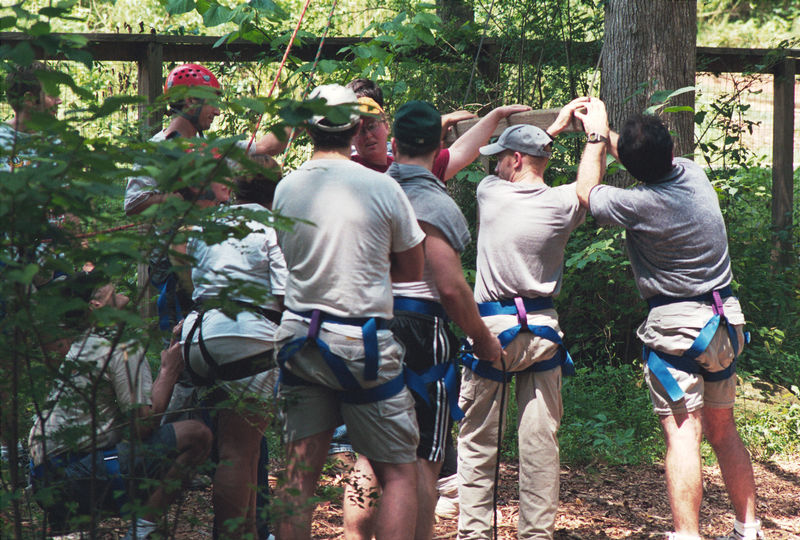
[369, 460, 417, 540]
[414, 458, 443, 540]
[702, 406, 757, 523]
[143, 419, 212, 522]
[659, 410, 703, 536]
[343, 454, 380, 540]
[213, 406, 271, 539]
[276, 429, 335, 540]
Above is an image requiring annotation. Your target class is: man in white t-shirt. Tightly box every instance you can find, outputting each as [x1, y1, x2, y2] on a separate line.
[272, 84, 425, 540]
[457, 98, 590, 540]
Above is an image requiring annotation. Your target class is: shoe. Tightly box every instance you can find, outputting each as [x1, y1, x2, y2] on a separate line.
[715, 530, 765, 540]
[121, 518, 158, 540]
[435, 495, 459, 519]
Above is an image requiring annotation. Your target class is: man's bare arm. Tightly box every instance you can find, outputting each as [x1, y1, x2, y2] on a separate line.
[390, 242, 425, 283]
[443, 104, 531, 181]
[574, 98, 610, 208]
[422, 223, 503, 367]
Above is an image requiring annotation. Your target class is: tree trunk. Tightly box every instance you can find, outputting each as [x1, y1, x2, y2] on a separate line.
[601, 0, 697, 187]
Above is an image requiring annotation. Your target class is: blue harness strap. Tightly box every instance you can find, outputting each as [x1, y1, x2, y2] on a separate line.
[277, 310, 406, 404]
[392, 297, 463, 421]
[644, 287, 750, 402]
[462, 296, 575, 381]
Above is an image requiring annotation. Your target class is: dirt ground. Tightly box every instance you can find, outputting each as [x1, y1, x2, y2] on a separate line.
[154, 454, 800, 539]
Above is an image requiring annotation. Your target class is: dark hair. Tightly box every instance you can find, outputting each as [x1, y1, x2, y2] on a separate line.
[617, 114, 674, 183]
[394, 138, 440, 159]
[5, 62, 49, 111]
[234, 155, 281, 207]
[56, 271, 108, 332]
[307, 123, 360, 150]
[346, 78, 384, 108]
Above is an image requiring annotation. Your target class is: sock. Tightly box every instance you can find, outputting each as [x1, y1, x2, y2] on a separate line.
[734, 518, 762, 539]
[129, 518, 157, 539]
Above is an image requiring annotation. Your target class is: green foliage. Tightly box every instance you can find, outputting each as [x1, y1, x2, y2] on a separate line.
[559, 365, 663, 466]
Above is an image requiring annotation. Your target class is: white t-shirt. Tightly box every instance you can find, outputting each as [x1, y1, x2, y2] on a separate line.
[181, 203, 287, 344]
[474, 176, 586, 303]
[274, 159, 425, 321]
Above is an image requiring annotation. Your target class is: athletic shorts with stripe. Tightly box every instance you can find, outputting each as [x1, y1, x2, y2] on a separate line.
[389, 310, 460, 462]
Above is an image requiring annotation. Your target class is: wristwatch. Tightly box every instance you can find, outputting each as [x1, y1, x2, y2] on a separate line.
[587, 132, 608, 144]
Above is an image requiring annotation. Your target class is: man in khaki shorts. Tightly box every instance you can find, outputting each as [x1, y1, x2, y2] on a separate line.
[457, 98, 590, 540]
[575, 100, 763, 540]
[272, 84, 425, 540]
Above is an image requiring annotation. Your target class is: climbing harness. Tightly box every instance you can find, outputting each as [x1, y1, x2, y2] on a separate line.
[460, 296, 575, 380]
[277, 309, 410, 404]
[643, 285, 749, 402]
[182, 302, 281, 386]
[391, 296, 465, 421]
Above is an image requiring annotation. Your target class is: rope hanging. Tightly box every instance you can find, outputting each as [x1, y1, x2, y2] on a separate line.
[279, 0, 340, 167]
[245, 0, 315, 153]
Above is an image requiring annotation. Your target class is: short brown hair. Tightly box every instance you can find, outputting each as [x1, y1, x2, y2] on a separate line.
[5, 62, 49, 112]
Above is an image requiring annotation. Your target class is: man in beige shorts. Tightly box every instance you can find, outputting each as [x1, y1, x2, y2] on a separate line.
[272, 84, 425, 540]
[576, 100, 763, 540]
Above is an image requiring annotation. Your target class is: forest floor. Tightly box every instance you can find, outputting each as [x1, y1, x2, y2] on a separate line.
[155, 453, 800, 539]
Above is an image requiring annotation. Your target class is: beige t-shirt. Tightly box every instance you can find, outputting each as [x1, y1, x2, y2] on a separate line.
[28, 334, 151, 466]
[474, 176, 586, 303]
[274, 159, 425, 321]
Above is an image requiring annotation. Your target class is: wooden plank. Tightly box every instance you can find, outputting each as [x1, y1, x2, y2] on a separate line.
[2, 32, 798, 72]
[444, 108, 582, 145]
[771, 58, 796, 268]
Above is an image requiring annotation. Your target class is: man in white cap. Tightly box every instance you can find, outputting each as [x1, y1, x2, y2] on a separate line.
[272, 84, 425, 540]
[457, 98, 591, 539]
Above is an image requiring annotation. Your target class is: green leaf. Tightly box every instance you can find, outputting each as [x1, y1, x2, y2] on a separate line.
[203, 3, 233, 26]
[0, 16, 16, 30]
[28, 21, 51, 37]
[662, 105, 694, 113]
[649, 86, 695, 105]
[166, 0, 196, 15]
[6, 42, 35, 66]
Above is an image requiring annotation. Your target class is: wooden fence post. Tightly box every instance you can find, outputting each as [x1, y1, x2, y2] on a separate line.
[136, 39, 164, 319]
[771, 57, 796, 269]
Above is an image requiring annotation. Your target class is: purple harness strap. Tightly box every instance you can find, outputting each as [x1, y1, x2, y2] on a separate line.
[711, 290, 725, 317]
[514, 297, 527, 328]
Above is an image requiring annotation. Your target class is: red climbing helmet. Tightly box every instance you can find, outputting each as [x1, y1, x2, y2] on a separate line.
[164, 64, 221, 93]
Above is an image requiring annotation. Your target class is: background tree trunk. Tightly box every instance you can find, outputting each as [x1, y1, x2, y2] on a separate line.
[601, 0, 697, 187]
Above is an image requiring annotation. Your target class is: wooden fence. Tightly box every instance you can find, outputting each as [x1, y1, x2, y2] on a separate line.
[1, 32, 797, 266]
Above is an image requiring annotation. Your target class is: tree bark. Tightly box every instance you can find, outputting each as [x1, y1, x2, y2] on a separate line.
[601, 0, 697, 187]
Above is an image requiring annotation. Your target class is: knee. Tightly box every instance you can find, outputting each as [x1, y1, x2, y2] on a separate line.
[178, 420, 213, 460]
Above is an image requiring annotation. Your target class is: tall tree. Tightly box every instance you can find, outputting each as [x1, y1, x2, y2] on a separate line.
[601, 0, 697, 186]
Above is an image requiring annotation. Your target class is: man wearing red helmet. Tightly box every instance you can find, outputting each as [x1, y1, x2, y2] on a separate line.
[124, 63, 285, 216]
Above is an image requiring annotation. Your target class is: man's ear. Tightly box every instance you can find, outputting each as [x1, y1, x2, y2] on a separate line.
[513, 151, 524, 169]
[390, 137, 397, 156]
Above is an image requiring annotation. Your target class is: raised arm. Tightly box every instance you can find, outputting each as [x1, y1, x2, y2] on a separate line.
[443, 104, 531, 181]
[440, 110, 477, 141]
[546, 97, 591, 138]
[574, 98, 610, 208]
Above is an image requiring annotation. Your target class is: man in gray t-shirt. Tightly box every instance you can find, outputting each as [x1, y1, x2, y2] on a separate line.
[576, 101, 762, 540]
[458, 99, 588, 540]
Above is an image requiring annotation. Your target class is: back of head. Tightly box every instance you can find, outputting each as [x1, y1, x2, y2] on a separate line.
[346, 78, 384, 108]
[307, 84, 360, 149]
[392, 100, 441, 158]
[5, 62, 49, 112]
[234, 154, 281, 207]
[617, 114, 674, 183]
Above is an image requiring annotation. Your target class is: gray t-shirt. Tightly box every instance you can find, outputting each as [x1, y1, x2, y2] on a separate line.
[474, 176, 586, 303]
[274, 158, 425, 320]
[589, 158, 733, 299]
[387, 162, 470, 301]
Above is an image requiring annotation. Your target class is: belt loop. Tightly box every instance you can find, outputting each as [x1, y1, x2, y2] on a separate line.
[513, 297, 527, 329]
[711, 290, 725, 316]
[308, 309, 321, 339]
